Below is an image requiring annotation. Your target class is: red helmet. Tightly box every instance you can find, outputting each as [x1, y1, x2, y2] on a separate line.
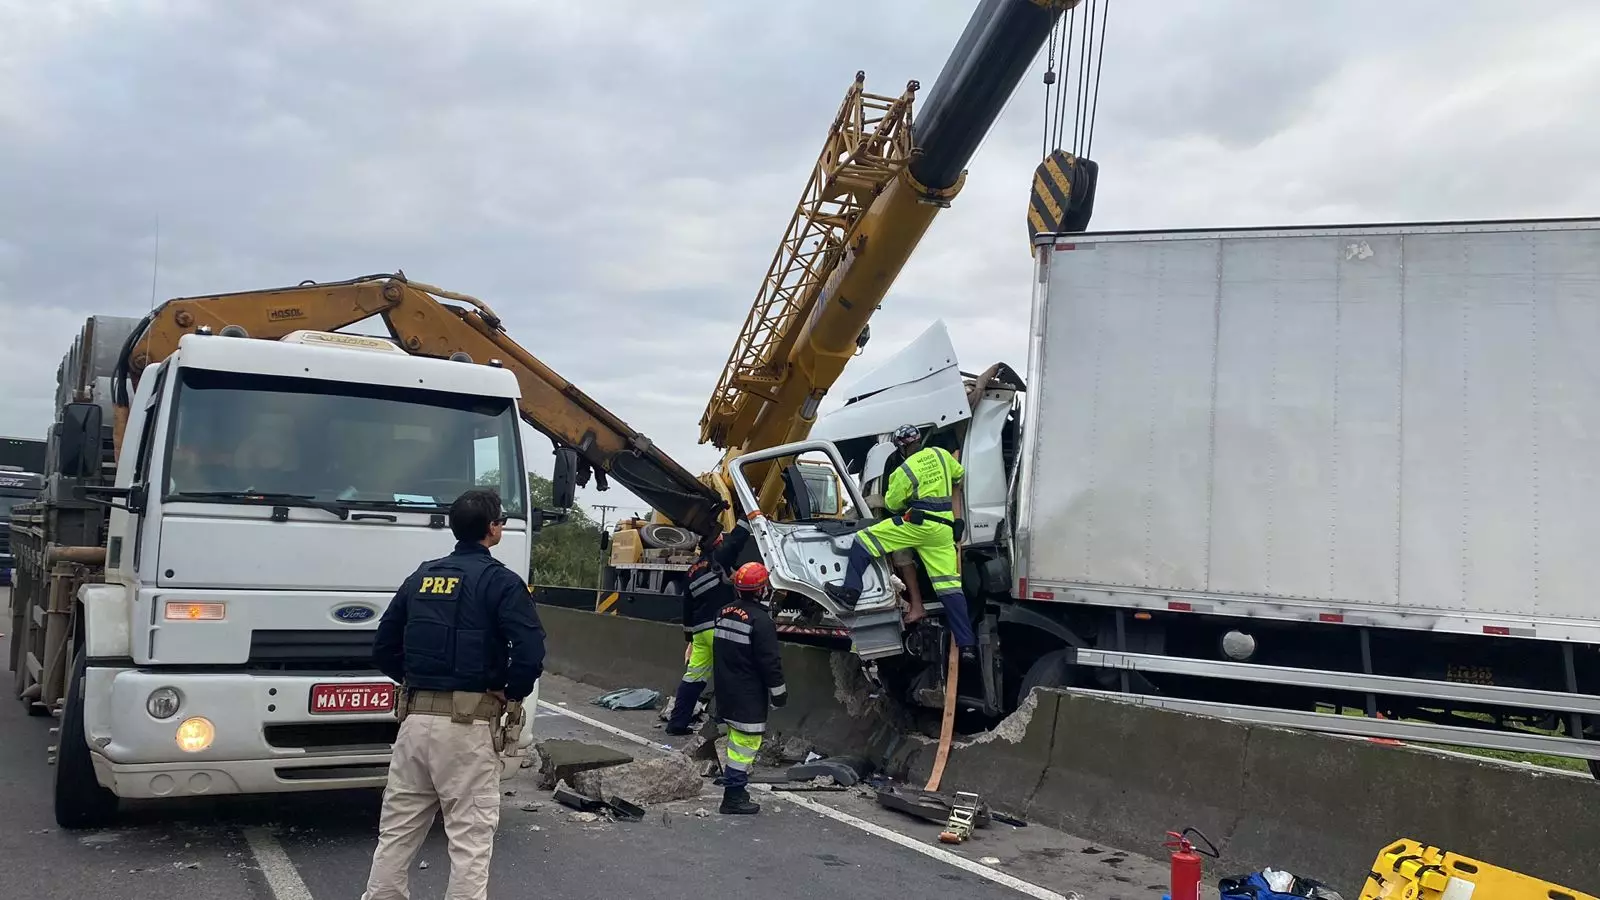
[731, 562, 770, 595]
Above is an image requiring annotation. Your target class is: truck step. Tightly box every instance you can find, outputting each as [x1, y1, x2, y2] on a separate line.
[844, 609, 905, 660]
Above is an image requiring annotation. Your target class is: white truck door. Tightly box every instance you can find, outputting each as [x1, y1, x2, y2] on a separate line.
[725, 440, 905, 660]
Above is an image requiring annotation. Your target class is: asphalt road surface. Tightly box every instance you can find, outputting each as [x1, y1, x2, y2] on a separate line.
[0, 590, 1169, 900]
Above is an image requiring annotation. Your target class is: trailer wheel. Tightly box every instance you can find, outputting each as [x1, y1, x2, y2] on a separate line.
[55, 647, 118, 829]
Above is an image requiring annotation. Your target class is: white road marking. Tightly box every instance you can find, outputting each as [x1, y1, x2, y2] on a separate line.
[536, 700, 676, 751]
[243, 827, 315, 900]
[536, 700, 1074, 900]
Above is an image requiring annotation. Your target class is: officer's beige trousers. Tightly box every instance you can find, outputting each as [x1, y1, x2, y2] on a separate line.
[361, 714, 502, 900]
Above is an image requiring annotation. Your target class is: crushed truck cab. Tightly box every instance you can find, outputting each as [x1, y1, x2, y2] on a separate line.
[10, 318, 543, 827]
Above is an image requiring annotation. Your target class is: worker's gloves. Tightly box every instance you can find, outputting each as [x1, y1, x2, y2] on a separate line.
[768, 684, 788, 710]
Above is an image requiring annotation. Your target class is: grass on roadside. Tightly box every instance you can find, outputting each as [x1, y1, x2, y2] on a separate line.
[1312, 703, 1591, 774]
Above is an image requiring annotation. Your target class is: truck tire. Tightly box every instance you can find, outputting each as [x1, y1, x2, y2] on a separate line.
[639, 524, 696, 552]
[1015, 648, 1075, 709]
[55, 648, 118, 829]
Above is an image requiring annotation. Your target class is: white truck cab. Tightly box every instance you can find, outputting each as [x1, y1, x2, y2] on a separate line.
[52, 328, 551, 826]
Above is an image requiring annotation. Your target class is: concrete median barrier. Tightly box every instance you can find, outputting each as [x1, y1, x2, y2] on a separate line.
[539, 607, 1600, 895]
[896, 691, 1600, 895]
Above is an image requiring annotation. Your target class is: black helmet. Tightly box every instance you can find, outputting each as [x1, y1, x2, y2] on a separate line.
[891, 424, 921, 450]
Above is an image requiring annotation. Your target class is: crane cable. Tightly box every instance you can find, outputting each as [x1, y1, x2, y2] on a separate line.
[1041, 0, 1110, 161]
[1028, 0, 1109, 242]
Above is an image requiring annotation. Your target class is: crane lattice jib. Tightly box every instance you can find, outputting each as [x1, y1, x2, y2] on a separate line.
[699, 72, 916, 450]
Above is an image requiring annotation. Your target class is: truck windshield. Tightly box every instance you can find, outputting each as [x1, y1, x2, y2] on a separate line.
[164, 368, 525, 516]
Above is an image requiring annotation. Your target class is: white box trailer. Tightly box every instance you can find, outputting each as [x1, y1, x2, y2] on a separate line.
[732, 217, 1600, 772]
[1020, 217, 1600, 642]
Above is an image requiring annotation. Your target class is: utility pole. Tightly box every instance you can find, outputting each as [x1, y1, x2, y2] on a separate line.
[592, 504, 619, 534]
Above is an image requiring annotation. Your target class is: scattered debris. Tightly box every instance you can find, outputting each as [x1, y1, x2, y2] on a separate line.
[418, 861, 429, 870]
[503, 788, 518, 797]
[607, 797, 646, 822]
[518, 801, 542, 813]
[759, 735, 814, 766]
[692, 808, 710, 818]
[875, 784, 992, 829]
[570, 812, 601, 823]
[535, 739, 633, 789]
[572, 752, 702, 805]
[528, 825, 542, 832]
[552, 780, 606, 813]
[1220, 869, 1345, 900]
[786, 756, 866, 787]
[175, 862, 201, 870]
[980, 857, 1001, 866]
[591, 687, 661, 710]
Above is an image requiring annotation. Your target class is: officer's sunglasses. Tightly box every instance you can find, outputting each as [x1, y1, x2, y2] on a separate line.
[493, 513, 508, 526]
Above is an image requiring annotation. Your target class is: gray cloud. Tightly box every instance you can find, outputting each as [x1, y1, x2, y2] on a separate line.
[3, 0, 1597, 517]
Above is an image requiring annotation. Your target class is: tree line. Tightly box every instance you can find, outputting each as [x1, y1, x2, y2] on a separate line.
[479, 469, 608, 588]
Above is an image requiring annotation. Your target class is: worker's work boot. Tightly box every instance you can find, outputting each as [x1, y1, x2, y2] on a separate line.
[824, 583, 860, 609]
[719, 786, 760, 815]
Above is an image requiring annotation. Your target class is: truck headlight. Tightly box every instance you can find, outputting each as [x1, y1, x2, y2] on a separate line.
[146, 687, 181, 720]
[175, 717, 214, 752]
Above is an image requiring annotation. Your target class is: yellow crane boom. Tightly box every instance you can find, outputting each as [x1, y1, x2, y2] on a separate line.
[699, 0, 1099, 513]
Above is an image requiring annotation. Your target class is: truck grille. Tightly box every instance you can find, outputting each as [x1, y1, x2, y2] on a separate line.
[248, 629, 377, 670]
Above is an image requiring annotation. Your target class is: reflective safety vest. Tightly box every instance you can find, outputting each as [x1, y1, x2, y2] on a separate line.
[884, 446, 964, 514]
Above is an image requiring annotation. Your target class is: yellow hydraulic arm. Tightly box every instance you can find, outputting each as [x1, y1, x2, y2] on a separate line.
[110, 273, 725, 537]
[698, 0, 1098, 514]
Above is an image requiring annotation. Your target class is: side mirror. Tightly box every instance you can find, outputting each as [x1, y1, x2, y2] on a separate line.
[59, 401, 103, 479]
[550, 447, 578, 510]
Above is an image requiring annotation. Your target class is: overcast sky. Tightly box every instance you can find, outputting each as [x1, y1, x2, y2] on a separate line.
[4, 0, 1598, 518]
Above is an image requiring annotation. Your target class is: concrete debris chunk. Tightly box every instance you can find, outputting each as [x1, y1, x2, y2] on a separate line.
[571, 751, 703, 805]
[759, 735, 814, 766]
[678, 733, 718, 762]
[535, 739, 633, 789]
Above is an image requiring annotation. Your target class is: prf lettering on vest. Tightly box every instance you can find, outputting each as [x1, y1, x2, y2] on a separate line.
[419, 576, 460, 595]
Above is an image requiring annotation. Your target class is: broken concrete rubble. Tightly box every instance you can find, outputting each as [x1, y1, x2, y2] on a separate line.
[758, 735, 814, 766]
[535, 739, 634, 790]
[571, 751, 704, 805]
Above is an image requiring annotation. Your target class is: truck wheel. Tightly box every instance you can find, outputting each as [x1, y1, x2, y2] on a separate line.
[55, 648, 118, 829]
[639, 524, 696, 551]
[1015, 648, 1076, 708]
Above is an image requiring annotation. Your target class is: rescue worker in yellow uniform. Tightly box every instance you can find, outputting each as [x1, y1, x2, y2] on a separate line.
[825, 423, 976, 661]
[712, 561, 787, 815]
[665, 522, 751, 736]
[363, 489, 545, 900]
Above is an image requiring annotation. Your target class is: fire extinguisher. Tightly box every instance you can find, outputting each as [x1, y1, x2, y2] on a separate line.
[1162, 827, 1219, 900]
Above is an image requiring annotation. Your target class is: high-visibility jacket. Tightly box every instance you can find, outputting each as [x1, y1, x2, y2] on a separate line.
[711, 596, 787, 733]
[885, 446, 964, 515]
[680, 523, 751, 639]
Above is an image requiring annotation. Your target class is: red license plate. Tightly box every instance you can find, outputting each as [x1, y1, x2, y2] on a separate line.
[310, 682, 395, 714]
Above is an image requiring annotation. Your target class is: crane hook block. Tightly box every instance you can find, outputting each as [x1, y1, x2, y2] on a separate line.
[1026, 149, 1099, 244]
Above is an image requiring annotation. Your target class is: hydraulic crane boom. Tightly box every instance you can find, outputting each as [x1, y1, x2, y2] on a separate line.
[110, 273, 725, 537]
[700, 0, 1097, 513]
